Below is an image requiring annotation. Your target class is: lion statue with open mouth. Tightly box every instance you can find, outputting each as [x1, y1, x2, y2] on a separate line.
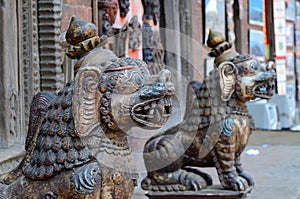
[142, 30, 276, 193]
[0, 16, 174, 199]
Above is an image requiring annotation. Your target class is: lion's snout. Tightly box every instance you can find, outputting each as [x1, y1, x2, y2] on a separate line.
[140, 82, 174, 100]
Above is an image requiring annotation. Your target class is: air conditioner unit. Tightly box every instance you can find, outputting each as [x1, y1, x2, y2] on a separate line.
[246, 99, 280, 130]
[269, 94, 296, 129]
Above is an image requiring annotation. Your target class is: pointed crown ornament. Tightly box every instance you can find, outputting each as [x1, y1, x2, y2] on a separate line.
[65, 16, 106, 60]
[207, 29, 254, 66]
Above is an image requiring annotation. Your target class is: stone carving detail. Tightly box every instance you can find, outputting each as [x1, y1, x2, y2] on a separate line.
[98, 0, 129, 57]
[142, 23, 154, 64]
[0, 17, 174, 198]
[141, 0, 165, 75]
[142, 0, 160, 25]
[128, 16, 141, 50]
[102, 13, 114, 36]
[97, 0, 164, 74]
[118, 0, 130, 18]
[70, 162, 101, 194]
[112, 23, 128, 57]
[142, 30, 276, 193]
[142, 22, 165, 74]
[98, 0, 118, 36]
[8, 88, 18, 139]
[38, 0, 64, 91]
[179, 0, 192, 80]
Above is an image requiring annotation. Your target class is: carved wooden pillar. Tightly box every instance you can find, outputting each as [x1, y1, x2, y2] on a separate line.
[179, 0, 193, 80]
[142, 0, 165, 75]
[38, 0, 64, 91]
[20, 0, 41, 134]
[0, 0, 42, 148]
[98, 0, 129, 57]
[160, 0, 181, 74]
[98, 0, 118, 36]
[0, 1, 21, 148]
[97, 0, 164, 74]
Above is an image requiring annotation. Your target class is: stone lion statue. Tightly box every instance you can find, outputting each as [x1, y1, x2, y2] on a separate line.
[0, 16, 174, 198]
[141, 30, 276, 192]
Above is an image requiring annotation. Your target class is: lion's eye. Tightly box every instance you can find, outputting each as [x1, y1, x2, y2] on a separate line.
[112, 71, 145, 94]
[249, 60, 259, 70]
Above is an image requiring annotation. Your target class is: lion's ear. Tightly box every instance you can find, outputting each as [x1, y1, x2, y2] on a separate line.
[218, 61, 237, 101]
[73, 66, 102, 137]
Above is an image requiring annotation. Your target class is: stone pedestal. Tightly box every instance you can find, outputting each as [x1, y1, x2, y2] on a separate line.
[146, 185, 252, 199]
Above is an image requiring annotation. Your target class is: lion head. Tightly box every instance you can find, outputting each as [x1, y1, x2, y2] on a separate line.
[187, 30, 276, 128]
[72, 48, 175, 139]
[206, 29, 275, 104]
[217, 56, 275, 103]
[21, 17, 175, 181]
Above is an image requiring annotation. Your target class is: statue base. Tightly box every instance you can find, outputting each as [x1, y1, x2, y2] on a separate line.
[146, 185, 252, 199]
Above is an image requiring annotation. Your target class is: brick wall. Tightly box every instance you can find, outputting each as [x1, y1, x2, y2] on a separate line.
[61, 0, 93, 32]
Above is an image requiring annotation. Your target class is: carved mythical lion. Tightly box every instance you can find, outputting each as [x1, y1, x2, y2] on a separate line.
[142, 30, 276, 192]
[0, 16, 174, 198]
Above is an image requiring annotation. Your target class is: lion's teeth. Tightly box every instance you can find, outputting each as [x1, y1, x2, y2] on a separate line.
[136, 114, 154, 119]
[144, 105, 150, 110]
[164, 99, 168, 105]
[150, 109, 154, 115]
[157, 99, 163, 105]
[158, 104, 164, 113]
[136, 107, 142, 111]
[154, 110, 161, 122]
[151, 101, 157, 108]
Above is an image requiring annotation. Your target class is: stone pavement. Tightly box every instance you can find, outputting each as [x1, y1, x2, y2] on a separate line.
[243, 145, 300, 199]
[242, 131, 300, 199]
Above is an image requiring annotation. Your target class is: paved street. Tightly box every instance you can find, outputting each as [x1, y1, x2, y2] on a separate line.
[242, 131, 300, 199]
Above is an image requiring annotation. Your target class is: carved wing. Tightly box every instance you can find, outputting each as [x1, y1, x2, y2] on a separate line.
[26, 91, 55, 150]
[73, 66, 103, 137]
[218, 61, 237, 101]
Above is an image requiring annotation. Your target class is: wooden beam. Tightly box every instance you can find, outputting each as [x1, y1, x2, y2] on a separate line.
[92, 0, 99, 32]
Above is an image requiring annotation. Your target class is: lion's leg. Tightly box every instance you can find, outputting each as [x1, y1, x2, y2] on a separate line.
[235, 156, 254, 186]
[211, 118, 249, 191]
[142, 134, 207, 191]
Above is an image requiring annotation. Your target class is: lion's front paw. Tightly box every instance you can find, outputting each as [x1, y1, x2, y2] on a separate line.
[222, 174, 250, 191]
[238, 171, 254, 187]
[141, 169, 208, 192]
[183, 172, 207, 191]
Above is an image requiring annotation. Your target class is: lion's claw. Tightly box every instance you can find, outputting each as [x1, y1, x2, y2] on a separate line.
[142, 169, 208, 192]
[239, 171, 254, 187]
[223, 175, 249, 191]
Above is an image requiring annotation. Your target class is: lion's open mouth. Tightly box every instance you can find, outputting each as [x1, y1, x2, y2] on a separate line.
[253, 80, 275, 99]
[131, 98, 172, 127]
